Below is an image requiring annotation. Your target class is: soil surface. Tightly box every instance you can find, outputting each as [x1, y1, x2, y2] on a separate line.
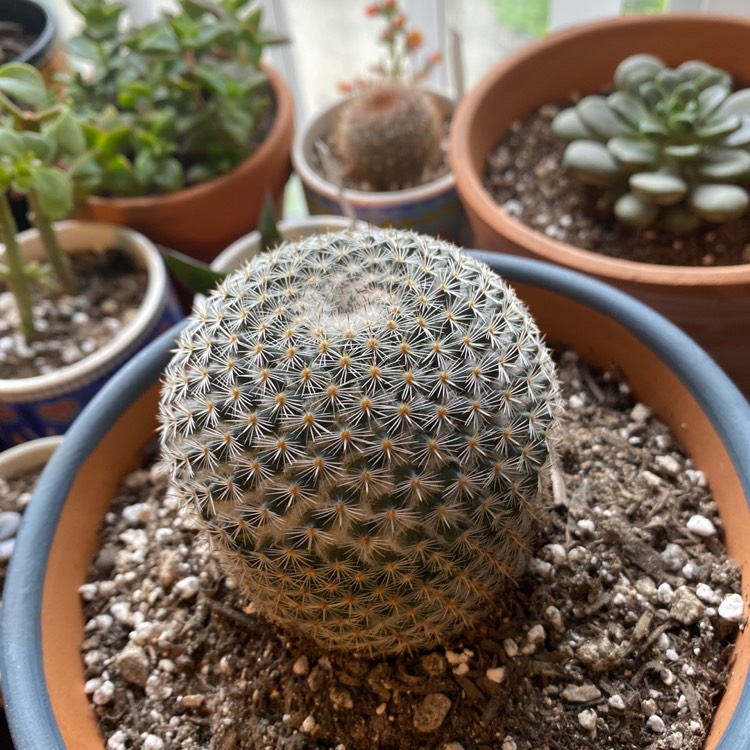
[0, 249, 147, 379]
[483, 103, 750, 268]
[79, 351, 744, 750]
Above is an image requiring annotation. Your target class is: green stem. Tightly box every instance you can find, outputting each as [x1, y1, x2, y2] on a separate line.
[0, 193, 36, 340]
[27, 191, 76, 295]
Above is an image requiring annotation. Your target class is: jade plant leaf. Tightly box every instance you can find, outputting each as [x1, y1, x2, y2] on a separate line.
[31, 167, 74, 219]
[576, 95, 634, 140]
[563, 140, 622, 187]
[551, 108, 593, 142]
[696, 149, 750, 182]
[607, 137, 659, 171]
[689, 183, 749, 222]
[629, 172, 688, 205]
[614, 54, 665, 92]
[0, 63, 48, 109]
[613, 191, 659, 228]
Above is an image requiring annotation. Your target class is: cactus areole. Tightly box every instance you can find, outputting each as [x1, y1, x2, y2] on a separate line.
[159, 229, 559, 654]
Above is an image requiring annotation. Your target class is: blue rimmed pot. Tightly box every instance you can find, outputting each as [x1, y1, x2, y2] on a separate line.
[0, 221, 183, 448]
[1, 254, 749, 749]
[292, 89, 467, 243]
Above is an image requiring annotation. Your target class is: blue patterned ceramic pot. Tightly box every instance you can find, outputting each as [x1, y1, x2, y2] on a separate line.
[0, 221, 183, 448]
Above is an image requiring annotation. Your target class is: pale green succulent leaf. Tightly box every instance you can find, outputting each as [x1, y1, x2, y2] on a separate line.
[696, 148, 750, 182]
[689, 183, 749, 222]
[575, 95, 634, 140]
[606, 136, 659, 171]
[655, 69, 682, 95]
[613, 191, 659, 228]
[695, 114, 741, 141]
[614, 54, 665, 92]
[49, 108, 87, 157]
[606, 91, 648, 127]
[721, 117, 750, 147]
[562, 140, 622, 187]
[31, 167, 74, 220]
[676, 59, 719, 84]
[551, 108, 593, 142]
[21, 132, 55, 163]
[0, 128, 26, 159]
[717, 89, 750, 119]
[0, 63, 47, 109]
[664, 143, 702, 160]
[698, 84, 731, 118]
[629, 172, 688, 205]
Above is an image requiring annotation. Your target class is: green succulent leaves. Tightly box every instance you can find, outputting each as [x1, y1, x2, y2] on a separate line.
[552, 54, 750, 231]
[65, 0, 282, 197]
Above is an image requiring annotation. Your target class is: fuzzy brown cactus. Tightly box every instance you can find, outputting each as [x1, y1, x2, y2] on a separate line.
[333, 82, 443, 190]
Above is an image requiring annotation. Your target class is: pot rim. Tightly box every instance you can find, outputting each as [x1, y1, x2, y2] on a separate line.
[450, 12, 750, 287]
[0, 435, 63, 478]
[292, 86, 457, 207]
[6, 0, 58, 69]
[0, 220, 170, 399]
[2, 252, 749, 749]
[83, 65, 293, 211]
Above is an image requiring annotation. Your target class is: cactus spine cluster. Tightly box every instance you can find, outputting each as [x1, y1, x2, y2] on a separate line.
[159, 229, 559, 655]
[553, 54, 750, 232]
[333, 82, 443, 190]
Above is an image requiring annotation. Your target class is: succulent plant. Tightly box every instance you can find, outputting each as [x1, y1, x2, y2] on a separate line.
[64, 0, 285, 197]
[332, 1, 444, 191]
[334, 81, 442, 190]
[159, 228, 559, 655]
[552, 54, 750, 232]
[0, 62, 99, 340]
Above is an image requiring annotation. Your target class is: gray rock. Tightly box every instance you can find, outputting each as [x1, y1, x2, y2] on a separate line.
[116, 644, 150, 687]
[561, 683, 602, 703]
[413, 693, 452, 733]
[576, 635, 624, 673]
[670, 587, 705, 626]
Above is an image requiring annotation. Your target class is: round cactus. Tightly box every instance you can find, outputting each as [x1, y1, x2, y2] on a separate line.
[159, 229, 559, 655]
[333, 82, 443, 190]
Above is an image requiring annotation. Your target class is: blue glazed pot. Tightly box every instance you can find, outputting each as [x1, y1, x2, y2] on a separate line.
[1, 253, 749, 749]
[0, 221, 183, 448]
[292, 89, 468, 244]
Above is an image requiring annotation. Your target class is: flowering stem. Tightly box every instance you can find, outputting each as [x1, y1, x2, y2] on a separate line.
[27, 190, 76, 296]
[0, 194, 36, 340]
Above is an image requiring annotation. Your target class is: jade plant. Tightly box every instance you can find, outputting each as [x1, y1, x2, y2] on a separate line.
[332, 1, 444, 190]
[552, 54, 750, 232]
[159, 227, 559, 655]
[64, 0, 285, 197]
[0, 62, 99, 340]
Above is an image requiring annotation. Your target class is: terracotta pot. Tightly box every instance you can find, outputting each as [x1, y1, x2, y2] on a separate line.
[1, 254, 749, 749]
[78, 66, 295, 266]
[210, 215, 366, 274]
[0, 221, 183, 448]
[450, 13, 750, 396]
[292, 89, 467, 243]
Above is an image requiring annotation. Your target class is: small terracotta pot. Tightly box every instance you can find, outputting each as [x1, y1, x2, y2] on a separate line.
[79, 66, 295, 266]
[0, 221, 183, 448]
[450, 13, 750, 396]
[292, 89, 466, 243]
[2, 255, 749, 749]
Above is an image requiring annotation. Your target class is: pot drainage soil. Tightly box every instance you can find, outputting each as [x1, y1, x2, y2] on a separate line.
[0, 249, 147, 380]
[483, 102, 750, 268]
[80, 351, 743, 750]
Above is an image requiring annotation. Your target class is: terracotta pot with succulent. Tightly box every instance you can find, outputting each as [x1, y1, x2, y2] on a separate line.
[2, 228, 749, 749]
[67, 0, 295, 265]
[0, 62, 182, 448]
[451, 14, 750, 396]
[292, 1, 465, 241]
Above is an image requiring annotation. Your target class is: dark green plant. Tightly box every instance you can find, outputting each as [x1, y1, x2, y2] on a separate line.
[0, 63, 98, 340]
[65, 0, 285, 197]
[553, 54, 750, 232]
[159, 227, 559, 655]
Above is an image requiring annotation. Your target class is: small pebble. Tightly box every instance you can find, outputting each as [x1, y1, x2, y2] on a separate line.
[501, 738, 517, 750]
[0, 511, 22, 541]
[657, 582, 674, 605]
[561, 683, 602, 703]
[485, 667, 506, 684]
[718, 593, 744, 621]
[661, 544, 687, 572]
[0, 538, 15, 563]
[452, 662, 469, 676]
[578, 708, 597, 733]
[503, 639, 519, 658]
[608, 694, 626, 710]
[686, 515, 717, 538]
[670, 587, 705, 626]
[527, 624, 545, 645]
[292, 656, 310, 676]
[174, 576, 200, 600]
[329, 685, 354, 709]
[420, 652, 446, 676]
[655, 454, 681, 478]
[576, 635, 623, 672]
[647, 715, 667, 734]
[413, 693, 452, 733]
[300, 715, 317, 733]
[630, 403, 652, 423]
[142, 736, 164, 750]
[115, 644, 150, 687]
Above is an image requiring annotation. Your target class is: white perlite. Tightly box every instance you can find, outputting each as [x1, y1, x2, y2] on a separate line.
[718, 593, 744, 621]
[485, 667, 506, 684]
[647, 715, 667, 733]
[578, 708, 597, 733]
[686, 515, 717, 537]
